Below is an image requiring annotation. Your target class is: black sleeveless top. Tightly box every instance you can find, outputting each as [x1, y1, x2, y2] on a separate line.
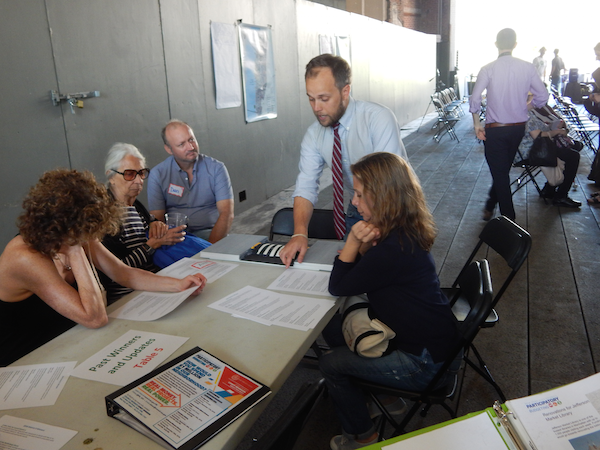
[0, 293, 76, 366]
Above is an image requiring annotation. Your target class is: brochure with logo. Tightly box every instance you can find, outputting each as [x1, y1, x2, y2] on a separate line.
[503, 371, 600, 449]
[384, 372, 600, 450]
[105, 346, 271, 450]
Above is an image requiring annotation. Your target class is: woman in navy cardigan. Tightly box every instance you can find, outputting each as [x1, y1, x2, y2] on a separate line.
[321, 152, 460, 450]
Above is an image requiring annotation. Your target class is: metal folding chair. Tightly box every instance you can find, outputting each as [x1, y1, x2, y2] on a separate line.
[443, 216, 532, 403]
[431, 94, 460, 143]
[510, 149, 545, 201]
[354, 260, 494, 438]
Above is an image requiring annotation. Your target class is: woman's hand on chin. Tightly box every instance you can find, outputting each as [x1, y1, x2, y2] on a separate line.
[350, 221, 381, 245]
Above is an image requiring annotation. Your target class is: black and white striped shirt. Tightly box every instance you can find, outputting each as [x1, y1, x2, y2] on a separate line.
[102, 203, 159, 303]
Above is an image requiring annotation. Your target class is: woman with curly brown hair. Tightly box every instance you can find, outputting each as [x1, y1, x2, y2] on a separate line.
[320, 153, 461, 450]
[0, 169, 206, 367]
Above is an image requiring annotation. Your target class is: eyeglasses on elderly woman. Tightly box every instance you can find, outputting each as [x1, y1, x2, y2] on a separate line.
[111, 168, 150, 181]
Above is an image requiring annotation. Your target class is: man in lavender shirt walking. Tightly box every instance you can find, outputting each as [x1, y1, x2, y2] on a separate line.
[470, 28, 549, 221]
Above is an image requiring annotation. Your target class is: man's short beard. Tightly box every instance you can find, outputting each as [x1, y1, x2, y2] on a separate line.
[319, 100, 347, 127]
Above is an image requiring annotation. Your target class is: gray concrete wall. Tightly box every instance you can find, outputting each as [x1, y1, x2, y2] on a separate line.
[0, 0, 435, 249]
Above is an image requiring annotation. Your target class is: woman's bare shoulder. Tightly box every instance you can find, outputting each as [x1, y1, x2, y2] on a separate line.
[0, 236, 55, 301]
[0, 236, 42, 265]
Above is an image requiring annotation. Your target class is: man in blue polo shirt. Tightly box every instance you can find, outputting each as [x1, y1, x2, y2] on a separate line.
[147, 120, 234, 243]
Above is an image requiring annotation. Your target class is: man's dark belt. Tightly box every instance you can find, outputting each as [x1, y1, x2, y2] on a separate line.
[485, 122, 526, 128]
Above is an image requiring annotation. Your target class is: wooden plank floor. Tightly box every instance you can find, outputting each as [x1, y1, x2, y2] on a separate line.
[233, 104, 600, 449]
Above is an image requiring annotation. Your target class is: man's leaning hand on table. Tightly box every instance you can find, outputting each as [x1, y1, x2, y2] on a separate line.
[279, 234, 309, 268]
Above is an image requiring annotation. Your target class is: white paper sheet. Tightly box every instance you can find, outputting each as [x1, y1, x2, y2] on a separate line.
[0, 415, 77, 450]
[383, 411, 507, 450]
[208, 285, 336, 331]
[0, 362, 76, 410]
[70, 330, 188, 386]
[210, 21, 242, 109]
[267, 268, 334, 297]
[108, 286, 197, 321]
[157, 257, 237, 283]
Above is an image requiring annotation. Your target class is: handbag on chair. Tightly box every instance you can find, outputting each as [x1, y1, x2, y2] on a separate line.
[340, 295, 396, 358]
[528, 135, 558, 167]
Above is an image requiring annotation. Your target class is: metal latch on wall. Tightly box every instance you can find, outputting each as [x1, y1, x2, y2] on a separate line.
[50, 90, 100, 114]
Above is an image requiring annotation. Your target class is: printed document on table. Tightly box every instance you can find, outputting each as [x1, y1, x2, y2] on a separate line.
[267, 268, 335, 297]
[71, 329, 188, 386]
[0, 415, 77, 450]
[109, 286, 197, 321]
[505, 371, 600, 450]
[157, 257, 237, 283]
[209, 285, 336, 331]
[382, 411, 508, 450]
[0, 362, 75, 410]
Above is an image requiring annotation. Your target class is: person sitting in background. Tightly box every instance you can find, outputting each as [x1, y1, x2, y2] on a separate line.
[583, 84, 600, 186]
[102, 143, 188, 303]
[320, 153, 461, 450]
[147, 120, 234, 243]
[0, 169, 206, 367]
[584, 83, 600, 193]
[517, 102, 581, 208]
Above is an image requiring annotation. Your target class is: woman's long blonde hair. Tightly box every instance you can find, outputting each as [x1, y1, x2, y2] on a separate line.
[351, 152, 436, 251]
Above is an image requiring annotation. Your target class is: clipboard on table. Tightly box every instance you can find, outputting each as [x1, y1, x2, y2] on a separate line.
[106, 346, 271, 450]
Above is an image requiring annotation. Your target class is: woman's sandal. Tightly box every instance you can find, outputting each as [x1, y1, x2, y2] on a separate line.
[591, 192, 600, 198]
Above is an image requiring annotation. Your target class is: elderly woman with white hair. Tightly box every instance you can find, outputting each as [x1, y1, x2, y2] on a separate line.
[102, 143, 186, 303]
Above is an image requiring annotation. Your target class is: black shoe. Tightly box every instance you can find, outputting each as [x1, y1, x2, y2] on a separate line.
[553, 196, 581, 208]
[540, 184, 556, 199]
[482, 209, 493, 221]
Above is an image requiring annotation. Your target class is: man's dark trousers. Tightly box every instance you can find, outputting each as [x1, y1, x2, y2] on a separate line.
[555, 146, 580, 198]
[484, 124, 526, 220]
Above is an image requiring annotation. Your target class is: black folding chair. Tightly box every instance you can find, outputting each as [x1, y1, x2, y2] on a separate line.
[439, 88, 464, 117]
[353, 260, 494, 438]
[511, 149, 546, 202]
[553, 96, 598, 153]
[269, 207, 337, 241]
[431, 95, 460, 143]
[443, 216, 531, 402]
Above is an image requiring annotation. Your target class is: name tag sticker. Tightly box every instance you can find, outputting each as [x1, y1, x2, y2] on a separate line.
[168, 183, 184, 197]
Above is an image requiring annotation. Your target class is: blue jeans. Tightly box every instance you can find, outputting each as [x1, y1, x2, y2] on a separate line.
[319, 315, 460, 436]
[345, 203, 363, 236]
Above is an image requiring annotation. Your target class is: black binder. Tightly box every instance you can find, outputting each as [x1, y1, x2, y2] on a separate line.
[240, 241, 293, 265]
[106, 346, 271, 449]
